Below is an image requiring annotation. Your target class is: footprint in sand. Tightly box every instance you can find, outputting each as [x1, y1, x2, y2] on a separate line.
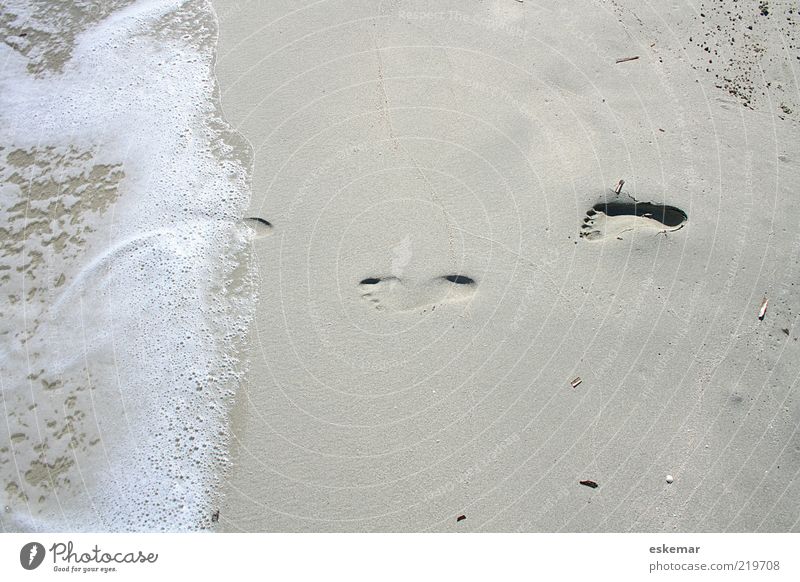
[245, 216, 274, 238]
[580, 201, 687, 241]
[358, 274, 477, 312]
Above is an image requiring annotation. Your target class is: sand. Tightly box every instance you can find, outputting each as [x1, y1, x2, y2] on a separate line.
[4, 0, 798, 534]
[211, 0, 800, 532]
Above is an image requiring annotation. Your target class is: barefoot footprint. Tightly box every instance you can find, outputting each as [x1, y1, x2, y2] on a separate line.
[358, 275, 477, 312]
[245, 216, 274, 238]
[580, 201, 687, 241]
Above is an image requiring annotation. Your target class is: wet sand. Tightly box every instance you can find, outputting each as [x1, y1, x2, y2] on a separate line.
[212, 0, 800, 532]
[0, 0, 251, 531]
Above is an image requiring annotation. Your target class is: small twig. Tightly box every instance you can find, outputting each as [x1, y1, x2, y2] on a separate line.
[615, 56, 640, 64]
[758, 297, 768, 320]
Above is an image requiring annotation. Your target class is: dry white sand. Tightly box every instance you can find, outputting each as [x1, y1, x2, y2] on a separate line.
[212, 0, 800, 532]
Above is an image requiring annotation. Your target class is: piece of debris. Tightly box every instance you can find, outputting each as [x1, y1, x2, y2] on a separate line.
[658, 128, 665, 132]
[614, 179, 625, 194]
[579, 480, 599, 489]
[211, 510, 219, 523]
[456, 514, 466, 522]
[758, 297, 768, 320]
[571, 377, 583, 388]
[666, 475, 674, 484]
[615, 56, 640, 64]
[782, 328, 790, 336]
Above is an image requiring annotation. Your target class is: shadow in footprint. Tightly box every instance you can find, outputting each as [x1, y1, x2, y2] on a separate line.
[594, 201, 687, 226]
[581, 200, 687, 241]
[442, 275, 476, 285]
[358, 275, 477, 312]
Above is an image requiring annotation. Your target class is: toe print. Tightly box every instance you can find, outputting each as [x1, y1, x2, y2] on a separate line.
[580, 201, 687, 241]
[358, 276, 402, 311]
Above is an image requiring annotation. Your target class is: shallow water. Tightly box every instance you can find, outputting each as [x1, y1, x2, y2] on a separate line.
[0, 0, 253, 531]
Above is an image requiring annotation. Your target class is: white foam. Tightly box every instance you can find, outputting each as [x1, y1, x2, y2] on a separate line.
[0, 0, 252, 531]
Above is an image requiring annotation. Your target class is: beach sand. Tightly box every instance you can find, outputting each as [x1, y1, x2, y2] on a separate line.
[212, 0, 800, 531]
[4, 0, 799, 534]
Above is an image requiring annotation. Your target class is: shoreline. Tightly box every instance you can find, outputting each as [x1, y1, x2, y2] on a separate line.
[4, 0, 797, 533]
[0, 0, 253, 531]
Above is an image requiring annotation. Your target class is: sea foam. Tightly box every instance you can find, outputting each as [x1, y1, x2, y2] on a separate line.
[0, 0, 253, 531]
